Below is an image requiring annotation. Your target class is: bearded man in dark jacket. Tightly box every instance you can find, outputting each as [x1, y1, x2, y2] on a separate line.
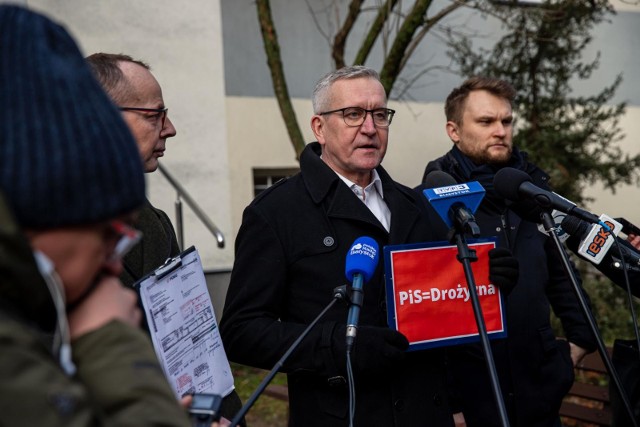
[419, 76, 597, 427]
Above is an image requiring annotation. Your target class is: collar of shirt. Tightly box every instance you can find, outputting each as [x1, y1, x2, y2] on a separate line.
[333, 169, 391, 232]
[334, 169, 384, 201]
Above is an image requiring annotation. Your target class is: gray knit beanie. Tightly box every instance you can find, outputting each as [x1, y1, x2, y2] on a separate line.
[0, 5, 145, 229]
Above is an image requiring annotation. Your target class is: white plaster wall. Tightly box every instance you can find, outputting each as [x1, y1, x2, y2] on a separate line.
[19, 0, 233, 270]
[584, 105, 640, 222]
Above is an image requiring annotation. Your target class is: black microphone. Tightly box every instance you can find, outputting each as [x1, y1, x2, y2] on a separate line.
[344, 237, 379, 352]
[561, 214, 640, 271]
[424, 171, 482, 237]
[493, 167, 601, 225]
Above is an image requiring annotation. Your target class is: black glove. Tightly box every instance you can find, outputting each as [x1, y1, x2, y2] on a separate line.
[332, 324, 409, 376]
[488, 247, 519, 296]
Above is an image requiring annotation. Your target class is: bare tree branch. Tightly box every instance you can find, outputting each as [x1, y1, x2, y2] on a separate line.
[399, 1, 469, 72]
[379, 0, 432, 94]
[332, 0, 365, 68]
[353, 0, 399, 65]
[256, 0, 305, 160]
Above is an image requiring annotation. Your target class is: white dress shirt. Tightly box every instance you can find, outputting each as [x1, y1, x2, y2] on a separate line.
[335, 169, 391, 232]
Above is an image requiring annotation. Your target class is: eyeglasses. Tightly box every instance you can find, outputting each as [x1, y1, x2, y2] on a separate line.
[107, 220, 142, 261]
[319, 106, 396, 128]
[119, 107, 168, 129]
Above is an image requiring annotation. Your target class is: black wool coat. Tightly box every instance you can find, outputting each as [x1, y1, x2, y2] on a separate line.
[422, 150, 596, 427]
[221, 142, 454, 427]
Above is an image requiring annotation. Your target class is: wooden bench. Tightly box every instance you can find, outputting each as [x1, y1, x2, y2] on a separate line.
[263, 351, 615, 426]
[264, 383, 289, 403]
[560, 349, 612, 426]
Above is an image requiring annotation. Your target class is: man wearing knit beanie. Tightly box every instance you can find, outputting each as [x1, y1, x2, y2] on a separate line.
[0, 5, 195, 426]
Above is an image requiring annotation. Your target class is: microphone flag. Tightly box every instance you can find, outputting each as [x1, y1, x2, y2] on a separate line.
[423, 181, 485, 228]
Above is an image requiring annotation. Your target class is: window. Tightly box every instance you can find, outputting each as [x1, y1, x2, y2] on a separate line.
[253, 167, 299, 197]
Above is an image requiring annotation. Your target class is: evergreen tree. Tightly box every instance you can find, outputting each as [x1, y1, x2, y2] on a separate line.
[445, 0, 640, 204]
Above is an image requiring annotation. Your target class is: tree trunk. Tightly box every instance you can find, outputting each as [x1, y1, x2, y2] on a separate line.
[256, 0, 305, 160]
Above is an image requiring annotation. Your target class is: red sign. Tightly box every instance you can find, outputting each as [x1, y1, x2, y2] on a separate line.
[384, 239, 506, 350]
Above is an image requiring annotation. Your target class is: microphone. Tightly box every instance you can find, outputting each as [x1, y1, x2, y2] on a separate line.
[345, 236, 379, 352]
[493, 167, 601, 225]
[561, 214, 640, 269]
[422, 171, 485, 237]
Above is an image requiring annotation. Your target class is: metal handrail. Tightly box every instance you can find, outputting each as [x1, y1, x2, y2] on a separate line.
[157, 163, 225, 249]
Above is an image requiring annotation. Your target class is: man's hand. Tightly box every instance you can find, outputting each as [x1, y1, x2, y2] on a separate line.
[488, 247, 519, 296]
[453, 412, 467, 427]
[332, 324, 409, 375]
[180, 395, 230, 427]
[627, 233, 640, 250]
[67, 276, 141, 339]
[569, 342, 588, 366]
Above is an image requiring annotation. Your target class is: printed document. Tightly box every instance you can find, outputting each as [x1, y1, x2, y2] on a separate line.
[137, 246, 235, 398]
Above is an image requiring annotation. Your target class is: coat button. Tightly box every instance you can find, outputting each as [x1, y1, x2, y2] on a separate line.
[433, 393, 443, 406]
[394, 399, 405, 411]
[323, 236, 335, 247]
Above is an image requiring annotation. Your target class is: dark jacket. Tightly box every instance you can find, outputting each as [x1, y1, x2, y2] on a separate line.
[221, 142, 454, 427]
[422, 150, 597, 427]
[0, 192, 191, 427]
[121, 200, 181, 288]
[120, 200, 245, 424]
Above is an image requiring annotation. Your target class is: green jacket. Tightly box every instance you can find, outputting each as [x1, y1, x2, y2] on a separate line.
[0, 192, 192, 427]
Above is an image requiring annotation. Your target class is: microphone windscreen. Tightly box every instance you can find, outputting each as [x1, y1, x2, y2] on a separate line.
[493, 167, 532, 201]
[561, 214, 589, 239]
[345, 236, 379, 283]
[424, 170, 457, 189]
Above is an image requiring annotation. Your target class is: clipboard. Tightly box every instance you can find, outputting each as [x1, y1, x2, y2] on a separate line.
[135, 246, 235, 398]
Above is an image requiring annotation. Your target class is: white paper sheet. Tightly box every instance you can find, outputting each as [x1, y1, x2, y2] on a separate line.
[138, 247, 235, 398]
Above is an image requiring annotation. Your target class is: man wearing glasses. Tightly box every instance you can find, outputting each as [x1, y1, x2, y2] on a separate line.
[86, 53, 181, 290]
[87, 53, 244, 425]
[220, 66, 504, 426]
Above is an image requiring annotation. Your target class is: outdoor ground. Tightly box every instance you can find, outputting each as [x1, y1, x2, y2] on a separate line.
[232, 363, 288, 427]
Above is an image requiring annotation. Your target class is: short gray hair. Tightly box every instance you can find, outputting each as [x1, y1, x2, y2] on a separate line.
[312, 66, 382, 113]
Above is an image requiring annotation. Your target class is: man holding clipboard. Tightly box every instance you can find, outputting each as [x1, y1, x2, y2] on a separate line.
[87, 53, 244, 425]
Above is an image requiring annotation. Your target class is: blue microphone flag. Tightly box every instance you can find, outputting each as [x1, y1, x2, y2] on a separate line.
[423, 181, 485, 228]
[345, 236, 379, 283]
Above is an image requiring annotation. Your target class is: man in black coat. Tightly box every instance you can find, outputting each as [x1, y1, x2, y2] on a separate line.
[220, 67, 519, 426]
[420, 76, 597, 427]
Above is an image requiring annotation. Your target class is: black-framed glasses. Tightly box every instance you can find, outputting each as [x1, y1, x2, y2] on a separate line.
[319, 106, 396, 127]
[119, 107, 168, 129]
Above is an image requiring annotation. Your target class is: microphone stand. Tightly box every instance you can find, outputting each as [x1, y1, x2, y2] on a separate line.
[451, 228, 510, 427]
[540, 211, 639, 427]
[228, 286, 349, 427]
